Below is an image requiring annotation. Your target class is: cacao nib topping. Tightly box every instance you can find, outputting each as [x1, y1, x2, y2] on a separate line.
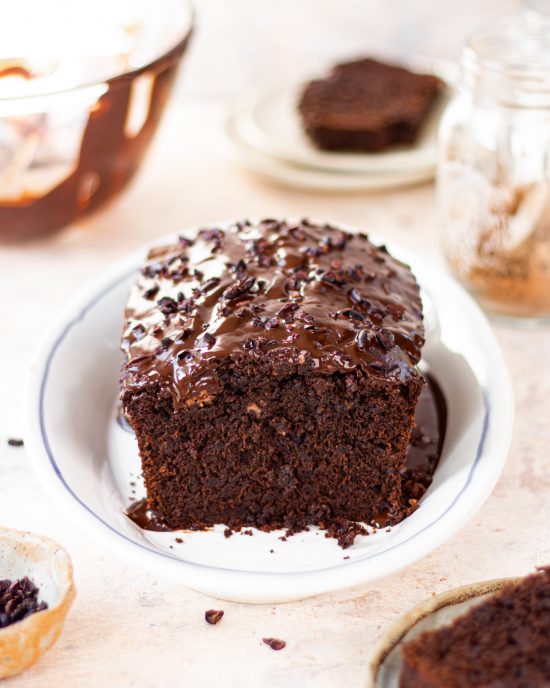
[277, 302, 300, 320]
[377, 328, 395, 350]
[205, 609, 224, 625]
[122, 219, 424, 405]
[296, 310, 314, 324]
[157, 296, 178, 315]
[357, 329, 375, 349]
[320, 271, 346, 286]
[0, 577, 47, 628]
[201, 277, 221, 293]
[131, 324, 147, 341]
[387, 302, 405, 319]
[177, 328, 192, 342]
[200, 228, 224, 243]
[343, 309, 365, 321]
[198, 332, 216, 349]
[223, 276, 256, 301]
[143, 285, 160, 300]
[349, 287, 364, 305]
[368, 305, 386, 321]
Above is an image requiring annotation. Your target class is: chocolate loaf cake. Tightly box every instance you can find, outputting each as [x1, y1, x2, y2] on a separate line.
[400, 568, 550, 687]
[120, 219, 425, 542]
[298, 58, 442, 153]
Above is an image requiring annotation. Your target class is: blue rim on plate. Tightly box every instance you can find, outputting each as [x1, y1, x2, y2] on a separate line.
[24, 228, 514, 602]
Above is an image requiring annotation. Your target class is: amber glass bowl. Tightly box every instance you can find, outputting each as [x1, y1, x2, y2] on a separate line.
[0, 0, 193, 241]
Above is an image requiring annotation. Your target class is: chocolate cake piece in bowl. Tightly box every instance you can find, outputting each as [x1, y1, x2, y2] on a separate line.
[400, 567, 550, 688]
[120, 219, 425, 542]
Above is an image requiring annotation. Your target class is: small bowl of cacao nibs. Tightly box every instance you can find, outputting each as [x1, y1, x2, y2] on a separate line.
[0, 527, 75, 679]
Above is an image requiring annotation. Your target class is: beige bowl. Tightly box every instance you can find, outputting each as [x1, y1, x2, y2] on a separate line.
[366, 577, 519, 687]
[0, 527, 75, 679]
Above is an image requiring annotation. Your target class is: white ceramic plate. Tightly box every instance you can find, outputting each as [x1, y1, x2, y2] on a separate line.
[230, 56, 454, 176]
[223, 114, 435, 193]
[24, 227, 514, 603]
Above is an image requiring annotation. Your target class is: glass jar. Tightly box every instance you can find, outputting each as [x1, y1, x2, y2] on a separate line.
[438, 15, 550, 324]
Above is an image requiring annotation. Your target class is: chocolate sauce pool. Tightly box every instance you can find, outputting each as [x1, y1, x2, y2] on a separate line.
[125, 373, 447, 533]
[126, 499, 172, 532]
[405, 373, 446, 472]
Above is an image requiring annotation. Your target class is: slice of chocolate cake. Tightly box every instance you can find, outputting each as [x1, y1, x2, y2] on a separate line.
[298, 58, 442, 153]
[120, 219, 425, 542]
[400, 568, 550, 687]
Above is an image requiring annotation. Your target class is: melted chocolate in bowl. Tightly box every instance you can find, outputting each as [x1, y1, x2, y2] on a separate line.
[126, 373, 447, 533]
[0, 0, 193, 241]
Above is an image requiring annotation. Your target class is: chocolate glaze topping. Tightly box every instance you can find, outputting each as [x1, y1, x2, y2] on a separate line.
[121, 219, 425, 407]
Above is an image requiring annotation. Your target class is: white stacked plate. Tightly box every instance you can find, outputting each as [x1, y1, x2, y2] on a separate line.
[223, 56, 455, 192]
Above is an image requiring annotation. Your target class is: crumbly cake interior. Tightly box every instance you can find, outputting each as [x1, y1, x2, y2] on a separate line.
[400, 568, 550, 688]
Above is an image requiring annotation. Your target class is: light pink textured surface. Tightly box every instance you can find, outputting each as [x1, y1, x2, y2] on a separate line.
[1, 2, 547, 686]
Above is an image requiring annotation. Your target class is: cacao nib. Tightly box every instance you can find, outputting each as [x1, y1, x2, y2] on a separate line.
[223, 276, 256, 301]
[202, 278, 221, 293]
[200, 228, 225, 243]
[357, 329, 375, 349]
[343, 309, 365, 321]
[205, 609, 224, 625]
[349, 288, 363, 305]
[277, 302, 299, 320]
[263, 638, 286, 651]
[177, 298, 195, 314]
[198, 333, 216, 349]
[377, 328, 395, 350]
[320, 271, 345, 286]
[387, 303, 405, 319]
[157, 296, 178, 315]
[143, 285, 160, 300]
[0, 577, 47, 628]
[296, 310, 314, 324]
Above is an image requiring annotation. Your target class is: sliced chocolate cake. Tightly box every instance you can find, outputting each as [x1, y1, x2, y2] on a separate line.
[400, 567, 550, 687]
[120, 219, 425, 542]
[298, 58, 442, 153]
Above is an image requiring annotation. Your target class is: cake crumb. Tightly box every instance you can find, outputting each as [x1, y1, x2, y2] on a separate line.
[7, 438, 23, 447]
[246, 403, 262, 416]
[263, 637, 286, 651]
[205, 609, 224, 625]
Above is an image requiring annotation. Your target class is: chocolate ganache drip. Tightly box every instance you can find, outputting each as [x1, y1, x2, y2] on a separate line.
[121, 219, 425, 407]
